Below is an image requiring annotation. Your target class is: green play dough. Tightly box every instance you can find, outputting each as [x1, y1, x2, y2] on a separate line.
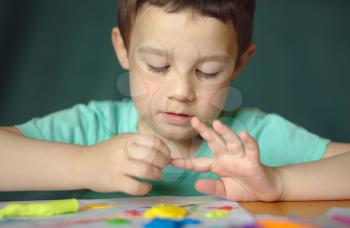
[0, 199, 79, 219]
[205, 210, 230, 219]
[106, 218, 130, 225]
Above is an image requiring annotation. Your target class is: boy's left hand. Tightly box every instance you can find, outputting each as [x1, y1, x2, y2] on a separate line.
[171, 117, 284, 202]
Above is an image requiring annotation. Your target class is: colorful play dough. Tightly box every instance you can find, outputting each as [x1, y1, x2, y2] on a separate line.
[145, 218, 182, 228]
[205, 209, 230, 219]
[125, 209, 142, 217]
[331, 215, 350, 225]
[218, 205, 233, 211]
[181, 218, 201, 225]
[82, 203, 114, 210]
[257, 219, 309, 228]
[105, 218, 130, 225]
[144, 218, 201, 228]
[0, 199, 79, 219]
[144, 205, 188, 219]
[208, 205, 234, 211]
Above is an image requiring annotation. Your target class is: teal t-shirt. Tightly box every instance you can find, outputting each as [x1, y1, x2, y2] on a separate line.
[2, 99, 329, 201]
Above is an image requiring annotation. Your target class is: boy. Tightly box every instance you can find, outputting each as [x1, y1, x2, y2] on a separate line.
[1, 0, 350, 201]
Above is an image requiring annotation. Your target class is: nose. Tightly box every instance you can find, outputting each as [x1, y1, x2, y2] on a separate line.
[166, 76, 195, 102]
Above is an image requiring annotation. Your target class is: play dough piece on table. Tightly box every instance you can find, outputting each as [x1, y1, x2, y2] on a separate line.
[0, 199, 79, 219]
[218, 205, 233, 211]
[205, 209, 230, 219]
[145, 218, 182, 228]
[257, 219, 310, 228]
[82, 203, 114, 210]
[125, 209, 142, 217]
[144, 205, 188, 219]
[106, 218, 130, 225]
[181, 218, 201, 225]
[145, 218, 201, 228]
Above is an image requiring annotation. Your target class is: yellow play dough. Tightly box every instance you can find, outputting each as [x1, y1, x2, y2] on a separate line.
[143, 204, 188, 219]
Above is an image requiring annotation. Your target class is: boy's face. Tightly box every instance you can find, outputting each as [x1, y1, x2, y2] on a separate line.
[113, 5, 253, 142]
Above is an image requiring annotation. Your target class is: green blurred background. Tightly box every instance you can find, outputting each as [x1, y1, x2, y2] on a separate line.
[1, 0, 349, 142]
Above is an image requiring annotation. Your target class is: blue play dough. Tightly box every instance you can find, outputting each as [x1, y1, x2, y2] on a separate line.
[145, 218, 201, 228]
[144, 218, 181, 228]
[181, 218, 201, 225]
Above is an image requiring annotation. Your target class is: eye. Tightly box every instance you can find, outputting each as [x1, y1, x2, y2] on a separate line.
[195, 69, 220, 79]
[147, 64, 170, 75]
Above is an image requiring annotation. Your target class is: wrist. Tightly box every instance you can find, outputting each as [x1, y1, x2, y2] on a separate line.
[75, 145, 92, 190]
[267, 166, 287, 201]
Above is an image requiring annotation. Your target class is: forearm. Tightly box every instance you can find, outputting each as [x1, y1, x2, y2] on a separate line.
[0, 128, 86, 191]
[277, 151, 350, 201]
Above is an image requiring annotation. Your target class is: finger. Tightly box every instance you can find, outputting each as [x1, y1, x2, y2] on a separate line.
[121, 177, 152, 196]
[240, 131, 260, 162]
[129, 134, 171, 159]
[191, 117, 226, 155]
[127, 144, 171, 168]
[195, 179, 226, 199]
[212, 119, 244, 154]
[171, 158, 214, 172]
[126, 161, 162, 181]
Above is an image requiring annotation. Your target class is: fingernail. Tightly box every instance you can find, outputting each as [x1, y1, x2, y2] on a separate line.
[191, 117, 198, 126]
[215, 119, 223, 126]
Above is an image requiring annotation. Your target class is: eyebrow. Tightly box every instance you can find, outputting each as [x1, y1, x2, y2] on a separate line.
[201, 55, 230, 63]
[138, 46, 230, 63]
[137, 47, 167, 56]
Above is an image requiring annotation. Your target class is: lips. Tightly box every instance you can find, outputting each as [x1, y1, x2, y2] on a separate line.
[166, 112, 190, 117]
[161, 112, 193, 125]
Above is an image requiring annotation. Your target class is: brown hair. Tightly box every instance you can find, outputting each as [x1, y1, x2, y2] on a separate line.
[118, 0, 255, 59]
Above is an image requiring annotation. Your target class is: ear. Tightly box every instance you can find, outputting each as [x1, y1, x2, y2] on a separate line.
[232, 43, 256, 77]
[111, 27, 129, 70]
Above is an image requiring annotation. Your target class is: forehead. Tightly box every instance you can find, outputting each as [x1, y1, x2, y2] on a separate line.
[129, 5, 238, 58]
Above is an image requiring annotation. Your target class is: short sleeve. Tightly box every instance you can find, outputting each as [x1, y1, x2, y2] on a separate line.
[15, 101, 119, 146]
[221, 108, 331, 167]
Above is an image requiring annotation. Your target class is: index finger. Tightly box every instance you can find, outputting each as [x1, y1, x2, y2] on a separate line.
[191, 117, 226, 155]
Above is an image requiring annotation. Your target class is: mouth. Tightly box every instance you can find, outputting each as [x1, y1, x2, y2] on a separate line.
[161, 112, 193, 125]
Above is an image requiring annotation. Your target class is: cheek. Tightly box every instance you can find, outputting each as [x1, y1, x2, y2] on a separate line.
[129, 67, 162, 110]
[198, 87, 229, 119]
[210, 86, 229, 109]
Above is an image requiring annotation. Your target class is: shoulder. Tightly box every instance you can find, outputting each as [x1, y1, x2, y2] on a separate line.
[85, 98, 134, 113]
[43, 99, 135, 128]
[219, 107, 320, 142]
[84, 98, 138, 133]
[15, 99, 138, 145]
[220, 107, 299, 133]
[81, 99, 136, 121]
[219, 107, 287, 133]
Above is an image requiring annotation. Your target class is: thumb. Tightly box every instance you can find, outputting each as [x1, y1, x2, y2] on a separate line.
[171, 157, 214, 172]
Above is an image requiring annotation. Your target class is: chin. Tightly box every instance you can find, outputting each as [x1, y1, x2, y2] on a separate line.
[157, 126, 197, 142]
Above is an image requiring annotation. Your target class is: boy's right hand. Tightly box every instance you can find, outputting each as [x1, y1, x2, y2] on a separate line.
[77, 133, 171, 195]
